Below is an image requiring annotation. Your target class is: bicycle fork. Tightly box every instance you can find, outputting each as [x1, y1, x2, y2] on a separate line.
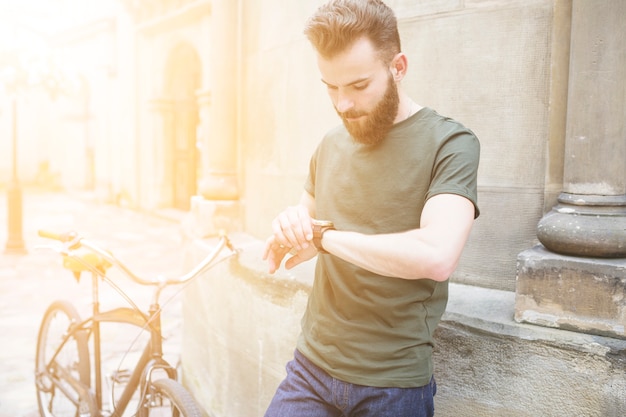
[105, 303, 177, 416]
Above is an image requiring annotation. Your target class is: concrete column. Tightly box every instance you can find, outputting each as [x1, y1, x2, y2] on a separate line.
[196, 0, 239, 201]
[196, 88, 238, 200]
[536, 0, 626, 257]
[188, 89, 241, 237]
[183, 1, 241, 238]
[516, 0, 626, 339]
[195, 89, 211, 191]
[147, 97, 174, 208]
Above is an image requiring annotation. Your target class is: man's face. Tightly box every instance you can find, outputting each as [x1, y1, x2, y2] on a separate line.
[318, 37, 400, 145]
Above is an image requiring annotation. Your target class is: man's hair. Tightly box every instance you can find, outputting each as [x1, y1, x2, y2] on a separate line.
[304, 0, 401, 64]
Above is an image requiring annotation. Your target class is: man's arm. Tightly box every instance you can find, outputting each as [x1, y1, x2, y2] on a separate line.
[265, 192, 476, 281]
[263, 191, 317, 273]
[321, 193, 475, 281]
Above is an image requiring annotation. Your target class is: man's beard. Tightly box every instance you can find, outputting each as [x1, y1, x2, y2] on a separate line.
[337, 75, 399, 146]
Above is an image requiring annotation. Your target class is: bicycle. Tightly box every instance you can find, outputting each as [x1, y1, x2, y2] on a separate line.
[34, 229, 237, 417]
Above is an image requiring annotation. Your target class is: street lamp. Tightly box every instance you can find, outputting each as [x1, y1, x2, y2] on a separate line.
[1, 52, 28, 254]
[1, 46, 74, 254]
[4, 96, 26, 254]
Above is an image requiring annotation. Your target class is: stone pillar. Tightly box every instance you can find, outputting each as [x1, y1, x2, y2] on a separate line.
[516, 0, 626, 339]
[195, 89, 211, 191]
[190, 90, 241, 237]
[196, 88, 238, 200]
[147, 97, 174, 208]
[185, 1, 241, 238]
[196, 0, 239, 201]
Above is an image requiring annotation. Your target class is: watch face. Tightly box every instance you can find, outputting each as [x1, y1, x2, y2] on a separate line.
[312, 219, 334, 227]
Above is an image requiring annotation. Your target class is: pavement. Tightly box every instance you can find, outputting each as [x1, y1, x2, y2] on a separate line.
[0, 189, 190, 417]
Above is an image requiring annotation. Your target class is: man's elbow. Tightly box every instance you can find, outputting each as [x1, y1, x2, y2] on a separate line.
[409, 255, 458, 282]
[427, 267, 453, 282]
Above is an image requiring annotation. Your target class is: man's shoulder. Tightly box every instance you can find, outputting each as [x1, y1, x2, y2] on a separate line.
[415, 108, 480, 154]
[324, 123, 349, 140]
[318, 123, 351, 150]
[420, 108, 474, 136]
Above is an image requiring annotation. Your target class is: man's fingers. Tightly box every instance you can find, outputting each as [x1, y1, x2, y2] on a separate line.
[271, 206, 313, 250]
[296, 205, 314, 243]
[263, 235, 296, 273]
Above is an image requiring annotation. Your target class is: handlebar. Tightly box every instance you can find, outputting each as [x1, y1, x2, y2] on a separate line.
[37, 229, 237, 287]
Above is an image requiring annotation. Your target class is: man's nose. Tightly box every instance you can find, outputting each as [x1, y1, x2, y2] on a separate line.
[335, 92, 354, 113]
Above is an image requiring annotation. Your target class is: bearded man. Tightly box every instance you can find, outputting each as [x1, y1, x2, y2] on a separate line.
[263, 1, 480, 416]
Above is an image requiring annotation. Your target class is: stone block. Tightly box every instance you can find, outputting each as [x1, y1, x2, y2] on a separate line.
[180, 234, 314, 417]
[182, 195, 242, 238]
[515, 245, 626, 339]
[180, 233, 626, 417]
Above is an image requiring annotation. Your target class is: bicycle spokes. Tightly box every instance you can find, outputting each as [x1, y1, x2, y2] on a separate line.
[36, 302, 94, 417]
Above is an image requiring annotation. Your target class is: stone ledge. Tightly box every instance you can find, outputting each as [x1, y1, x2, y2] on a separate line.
[516, 245, 626, 339]
[182, 234, 626, 417]
[444, 283, 626, 357]
[231, 234, 626, 355]
[439, 284, 625, 417]
[228, 234, 626, 358]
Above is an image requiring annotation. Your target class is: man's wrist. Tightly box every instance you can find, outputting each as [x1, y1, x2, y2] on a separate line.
[311, 219, 335, 254]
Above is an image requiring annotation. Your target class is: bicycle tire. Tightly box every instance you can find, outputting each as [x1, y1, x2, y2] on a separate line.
[35, 300, 95, 417]
[138, 378, 204, 417]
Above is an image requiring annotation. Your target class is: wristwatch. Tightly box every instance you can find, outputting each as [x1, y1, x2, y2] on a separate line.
[311, 219, 335, 254]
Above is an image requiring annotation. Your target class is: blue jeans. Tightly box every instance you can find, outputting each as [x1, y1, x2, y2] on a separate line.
[264, 350, 437, 417]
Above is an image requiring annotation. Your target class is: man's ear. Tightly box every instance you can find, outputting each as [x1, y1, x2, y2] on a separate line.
[390, 52, 408, 80]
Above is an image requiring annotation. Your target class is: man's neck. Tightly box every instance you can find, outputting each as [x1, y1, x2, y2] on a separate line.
[395, 95, 423, 124]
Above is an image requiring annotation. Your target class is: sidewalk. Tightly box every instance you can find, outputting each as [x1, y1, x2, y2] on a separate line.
[0, 190, 189, 417]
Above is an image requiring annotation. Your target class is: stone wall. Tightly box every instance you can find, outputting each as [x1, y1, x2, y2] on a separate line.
[238, 0, 570, 291]
[180, 235, 314, 417]
[181, 236, 626, 417]
[181, 1, 626, 416]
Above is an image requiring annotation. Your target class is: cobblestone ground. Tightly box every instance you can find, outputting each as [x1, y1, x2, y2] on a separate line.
[0, 190, 189, 417]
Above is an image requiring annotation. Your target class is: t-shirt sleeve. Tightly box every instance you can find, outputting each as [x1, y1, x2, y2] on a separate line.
[304, 143, 321, 198]
[426, 130, 481, 218]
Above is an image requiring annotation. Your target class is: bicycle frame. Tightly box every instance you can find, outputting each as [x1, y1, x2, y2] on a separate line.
[42, 269, 177, 416]
[37, 231, 236, 416]
[93, 268, 177, 415]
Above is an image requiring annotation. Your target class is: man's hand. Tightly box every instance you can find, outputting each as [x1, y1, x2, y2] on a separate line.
[270, 204, 314, 251]
[262, 235, 317, 274]
[263, 192, 318, 274]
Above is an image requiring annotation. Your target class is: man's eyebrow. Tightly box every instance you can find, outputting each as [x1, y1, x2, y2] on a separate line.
[320, 77, 371, 88]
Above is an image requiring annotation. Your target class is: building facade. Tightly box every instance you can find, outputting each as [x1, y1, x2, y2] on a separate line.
[1, 0, 624, 416]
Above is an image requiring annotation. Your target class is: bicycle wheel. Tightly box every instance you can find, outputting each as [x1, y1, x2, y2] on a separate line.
[35, 300, 95, 417]
[138, 378, 203, 417]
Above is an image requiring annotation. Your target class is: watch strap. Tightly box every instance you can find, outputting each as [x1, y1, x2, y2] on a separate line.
[312, 221, 335, 254]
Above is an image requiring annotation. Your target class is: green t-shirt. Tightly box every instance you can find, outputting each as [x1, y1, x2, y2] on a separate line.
[297, 107, 480, 388]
